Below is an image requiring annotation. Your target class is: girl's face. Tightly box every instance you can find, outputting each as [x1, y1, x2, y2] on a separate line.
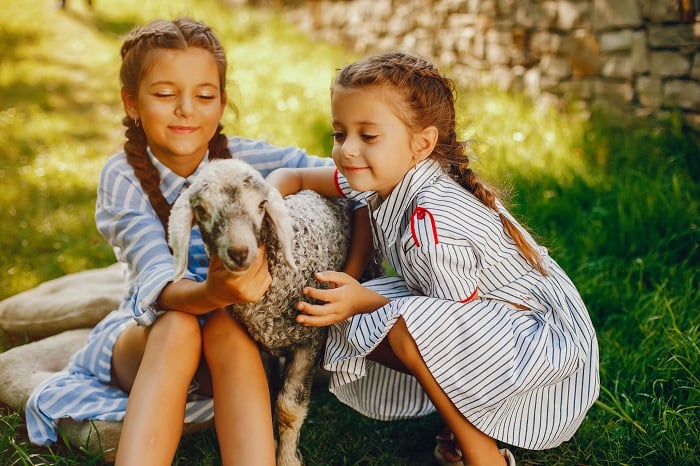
[330, 85, 432, 199]
[122, 47, 226, 177]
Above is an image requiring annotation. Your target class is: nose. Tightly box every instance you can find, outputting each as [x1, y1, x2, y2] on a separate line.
[226, 246, 249, 268]
[175, 95, 193, 117]
[339, 137, 360, 158]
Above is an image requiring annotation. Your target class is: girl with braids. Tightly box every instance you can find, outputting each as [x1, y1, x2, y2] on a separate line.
[267, 51, 599, 466]
[25, 17, 352, 466]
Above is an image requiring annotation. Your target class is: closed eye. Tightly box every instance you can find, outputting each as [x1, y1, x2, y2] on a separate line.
[194, 204, 209, 221]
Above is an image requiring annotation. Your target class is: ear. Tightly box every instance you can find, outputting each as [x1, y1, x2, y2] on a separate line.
[412, 125, 439, 163]
[121, 87, 139, 122]
[168, 188, 195, 281]
[264, 187, 298, 271]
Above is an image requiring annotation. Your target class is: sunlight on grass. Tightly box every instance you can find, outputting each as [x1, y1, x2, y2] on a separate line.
[1, 1, 698, 465]
[456, 88, 591, 186]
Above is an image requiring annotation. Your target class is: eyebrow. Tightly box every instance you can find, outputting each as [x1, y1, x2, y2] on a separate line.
[148, 80, 220, 89]
[332, 120, 381, 127]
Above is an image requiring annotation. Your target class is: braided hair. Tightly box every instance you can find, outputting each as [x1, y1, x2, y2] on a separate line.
[119, 17, 232, 234]
[333, 51, 547, 275]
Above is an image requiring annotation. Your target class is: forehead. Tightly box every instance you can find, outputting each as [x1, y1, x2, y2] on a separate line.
[141, 47, 221, 86]
[331, 85, 406, 126]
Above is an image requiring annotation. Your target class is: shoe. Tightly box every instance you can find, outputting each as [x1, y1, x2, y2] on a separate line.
[500, 448, 517, 466]
[433, 426, 517, 466]
[433, 428, 463, 466]
[434, 441, 517, 466]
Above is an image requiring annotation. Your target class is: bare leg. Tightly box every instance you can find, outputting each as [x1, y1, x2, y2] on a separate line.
[383, 317, 506, 466]
[202, 309, 275, 466]
[113, 310, 202, 466]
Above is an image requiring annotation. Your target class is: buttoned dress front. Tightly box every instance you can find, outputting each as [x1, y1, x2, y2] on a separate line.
[25, 137, 332, 446]
[324, 159, 599, 450]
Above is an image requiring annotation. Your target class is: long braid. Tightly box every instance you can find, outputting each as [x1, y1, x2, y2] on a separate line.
[334, 51, 548, 275]
[119, 18, 231, 236]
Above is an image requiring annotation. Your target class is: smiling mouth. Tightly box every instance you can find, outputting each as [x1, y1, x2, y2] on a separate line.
[169, 126, 198, 133]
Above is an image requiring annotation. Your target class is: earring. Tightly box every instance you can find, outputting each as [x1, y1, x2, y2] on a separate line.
[134, 118, 140, 127]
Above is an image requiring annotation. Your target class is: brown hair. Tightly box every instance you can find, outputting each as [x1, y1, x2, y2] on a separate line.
[119, 17, 232, 234]
[333, 51, 547, 275]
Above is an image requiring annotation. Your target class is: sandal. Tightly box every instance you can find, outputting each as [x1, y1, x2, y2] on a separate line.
[500, 448, 517, 466]
[433, 425, 517, 466]
[433, 426, 464, 466]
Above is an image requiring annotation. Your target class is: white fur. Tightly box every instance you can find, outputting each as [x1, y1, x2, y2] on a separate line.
[168, 158, 371, 466]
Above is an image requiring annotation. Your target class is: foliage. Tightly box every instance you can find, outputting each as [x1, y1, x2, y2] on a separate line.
[1, 0, 698, 464]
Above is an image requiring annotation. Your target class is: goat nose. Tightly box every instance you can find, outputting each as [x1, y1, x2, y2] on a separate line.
[226, 246, 249, 267]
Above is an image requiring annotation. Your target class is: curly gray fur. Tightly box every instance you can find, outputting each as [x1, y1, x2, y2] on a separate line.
[168, 158, 358, 466]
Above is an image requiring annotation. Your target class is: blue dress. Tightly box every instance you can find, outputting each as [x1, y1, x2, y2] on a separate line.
[25, 137, 332, 445]
[324, 159, 599, 450]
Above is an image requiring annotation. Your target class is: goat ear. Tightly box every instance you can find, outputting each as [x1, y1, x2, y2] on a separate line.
[168, 189, 194, 281]
[265, 188, 297, 271]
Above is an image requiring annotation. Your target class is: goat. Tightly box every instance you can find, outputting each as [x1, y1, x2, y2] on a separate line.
[168, 158, 354, 466]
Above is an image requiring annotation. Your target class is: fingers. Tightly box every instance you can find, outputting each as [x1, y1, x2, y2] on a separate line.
[314, 270, 352, 286]
[295, 301, 337, 327]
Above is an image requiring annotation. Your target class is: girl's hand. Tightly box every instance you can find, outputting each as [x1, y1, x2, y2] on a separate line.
[296, 271, 390, 327]
[206, 246, 272, 305]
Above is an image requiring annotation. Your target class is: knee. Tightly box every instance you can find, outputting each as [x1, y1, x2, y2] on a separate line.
[387, 317, 422, 369]
[201, 309, 254, 357]
[149, 310, 202, 356]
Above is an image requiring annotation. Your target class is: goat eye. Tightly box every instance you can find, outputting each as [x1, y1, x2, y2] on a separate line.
[194, 204, 209, 220]
[259, 200, 267, 211]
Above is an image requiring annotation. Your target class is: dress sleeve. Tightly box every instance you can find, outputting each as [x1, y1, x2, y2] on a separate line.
[229, 137, 334, 176]
[95, 160, 180, 326]
[403, 206, 479, 302]
[334, 169, 369, 203]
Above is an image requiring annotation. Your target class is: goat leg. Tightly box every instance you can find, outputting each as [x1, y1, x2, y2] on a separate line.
[275, 345, 319, 466]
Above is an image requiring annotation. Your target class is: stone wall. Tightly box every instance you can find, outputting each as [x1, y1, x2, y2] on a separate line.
[280, 0, 700, 129]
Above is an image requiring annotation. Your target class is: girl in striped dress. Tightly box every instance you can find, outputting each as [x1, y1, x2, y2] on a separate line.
[25, 18, 340, 466]
[267, 51, 599, 466]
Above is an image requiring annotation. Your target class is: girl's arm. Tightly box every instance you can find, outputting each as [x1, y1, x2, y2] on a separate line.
[343, 207, 373, 280]
[266, 166, 339, 198]
[267, 166, 374, 281]
[156, 247, 272, 315]
[295, 271, 390, 327]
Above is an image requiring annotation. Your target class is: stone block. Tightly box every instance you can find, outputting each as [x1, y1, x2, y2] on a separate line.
[516, 1, 558, 29]
[560, 77, 596, 99]
[563, 30, 600, 78]
[601, 54, 634, 78]
[531, 30, 562, 55]
[638, 0, 680, 22]
[636, 76, 663, 108]
[594, 78, 634, 103]
[692, 54, 700, 79]
[557, 0, 591, 30]
[541, 54, 571, 79]
[631, 30, 650, 73]
[648, 24, 697, 48]
[683, 112, 700, 131]
[664, 79, 700, 111]
[0, 263, 124, 338]
[650, 51, 692, 77]
[592, 0, 642, 30]
[600, 29, 634, 52]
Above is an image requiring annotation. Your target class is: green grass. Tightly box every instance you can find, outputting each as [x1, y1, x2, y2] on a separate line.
[1, 0, 699, 464]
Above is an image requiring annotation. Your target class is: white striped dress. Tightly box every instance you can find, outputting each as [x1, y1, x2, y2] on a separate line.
[25, 137, 333, 446]
[325, 159, 599, 450]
